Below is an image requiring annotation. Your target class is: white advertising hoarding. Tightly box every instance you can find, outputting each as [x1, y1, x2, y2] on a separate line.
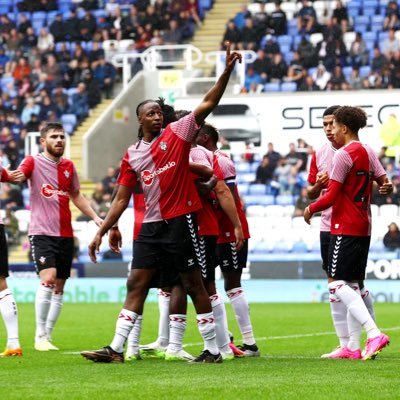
[174, 90, 400, 153]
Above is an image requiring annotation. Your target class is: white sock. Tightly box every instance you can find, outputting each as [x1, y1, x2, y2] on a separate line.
[46, 292, 63, 340]
[157, 289, 170, 347]
[127, 315, 142, 350]
[227, 287, 255, 345]
[361, 287, 375, 321]
[329, 293, 349, 348]
[0, 289, 20, 349]
[346, 284, 362, 351]
[328, 281, 380, 339]
[35, 283, 54, 341]
[168, 314, 186, 352]
[197, 312, 219, 355]
[210, 292, 230, 352]
[110, 309, 138, 353]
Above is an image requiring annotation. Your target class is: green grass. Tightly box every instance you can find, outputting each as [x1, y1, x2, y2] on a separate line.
[0, 303, 398, 399]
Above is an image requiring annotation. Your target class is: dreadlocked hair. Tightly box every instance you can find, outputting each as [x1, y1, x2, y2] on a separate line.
[156, 97, 177, 127]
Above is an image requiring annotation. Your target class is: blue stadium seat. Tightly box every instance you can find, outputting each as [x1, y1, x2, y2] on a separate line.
[359, 65, 371, 77]
[237, 172, 255, 184]
[277, 35, 293, 48]
[271, 241, 293, 253]
[363, 6, 378, 17]
[237, 183, 249, 195]
[236, 162, 251, 173]
[363, 31, 377, 43]
[257, 195, 275, 206]
[292, 241, 309, 253]
[280, 82, 297, 92]
[61, 114, 77, 134]
[248, 184, 267, 195]
[354, 15, 371, 27]
[253, 241, 272, 254]
[264, 82, 280, 92]
[243, 194, 266, 206]
[364, 0, 379, 8]
[275, 194, 294, 206]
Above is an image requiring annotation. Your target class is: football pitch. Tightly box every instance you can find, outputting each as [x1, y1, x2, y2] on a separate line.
[0, 302, 398, 400]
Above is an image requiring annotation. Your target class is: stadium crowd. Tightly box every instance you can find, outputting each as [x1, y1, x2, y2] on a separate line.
[232, 0, 400, 93]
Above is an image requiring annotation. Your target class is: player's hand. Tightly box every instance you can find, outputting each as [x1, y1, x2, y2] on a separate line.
[8, 169, 25, 183]
[379, 177, 393, 195]
[304, 206, 312, 225]
[224, 41, 242, 71]
[93, 216, 103, 227]
[88, 233, 103, 263]
[108, 226, 122, 253]
[234, 225, 244, 251]
[316, 171, 329, 187]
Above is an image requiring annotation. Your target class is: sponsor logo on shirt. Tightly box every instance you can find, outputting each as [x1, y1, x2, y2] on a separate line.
[141, 161, 176, 186]
[41, 184, 69, 198]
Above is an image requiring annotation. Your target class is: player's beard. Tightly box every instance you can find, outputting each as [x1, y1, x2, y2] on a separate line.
[47, 144, 64, 158]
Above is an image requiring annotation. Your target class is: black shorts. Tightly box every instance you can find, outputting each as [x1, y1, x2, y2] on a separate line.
[133, 213, 201, 274]
[320, 231, 331, 273]
[327, 235, 371, 281]
[217, 240, 248, 272]
[198, 235, 218, 282]
[0, 225, 9, 278]
[29, 235, 74, 280]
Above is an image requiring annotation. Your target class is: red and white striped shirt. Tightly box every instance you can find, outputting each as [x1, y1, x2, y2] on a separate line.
[0, 161, 10, 225]
[307, 143, 337, 232]
[310, 142, 385, 236]
[213, 150, 250, 243]
[18, 153, 80, 237]
[117, 112, 201, 223]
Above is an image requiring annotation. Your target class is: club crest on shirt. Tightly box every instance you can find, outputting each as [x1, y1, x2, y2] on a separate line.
[160, 142, 167, 151]
[39, 256, 46, 264]
[63, 170, 70, 178]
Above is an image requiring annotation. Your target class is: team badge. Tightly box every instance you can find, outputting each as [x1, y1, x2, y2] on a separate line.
[64, 170, 70, 178]
[39, 256, 46, 264]
[160, 142, 167, 151]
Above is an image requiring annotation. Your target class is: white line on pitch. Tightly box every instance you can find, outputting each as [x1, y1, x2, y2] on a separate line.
[63, 326, 400, 354]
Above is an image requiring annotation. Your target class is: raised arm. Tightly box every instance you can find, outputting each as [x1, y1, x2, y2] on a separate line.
[193, 42, 242, 125]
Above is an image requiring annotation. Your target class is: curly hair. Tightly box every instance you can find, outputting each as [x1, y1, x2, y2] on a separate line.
[333, 106, 367, 133]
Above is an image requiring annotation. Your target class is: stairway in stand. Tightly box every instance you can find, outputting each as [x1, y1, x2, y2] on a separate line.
[9, 99, 113, 263]
[191, 0, 244, 76]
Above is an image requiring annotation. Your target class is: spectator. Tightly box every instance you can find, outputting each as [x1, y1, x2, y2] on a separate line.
[64, 9, 81, 42]
[68, 82, 89, 122]
[17, 13, 32, 36]
[382, 28, 400, 59]
[371, 47, 389, 74]
[240, 17, 260, 51]
[325, 37, 348, 71]
[285, 142, 304, 171]
[383, 0, 400, 31]
[263, 34, 281, 57]
[332, 0, 349, 33]
[268, 0, 287, 36]
[269, 53, 287, 83]
[79, 10, 98, 42]
[37, 27, 54, 53]
[3, 207, 19, 245]
[106, 0, 120, 17]
[233, 3, 251, 30]
[293, 187, 312, 217]
[82, 69, 102, 108]
[222, 20, 241, 50]
[326, 64, 350, 90]
[4, 139, 20, 170]
[253, 2, 269, 39]
[297, 0, 317, 35]
[12, 57, 31, 83]
[349, 32, 369, 67]
[49, 13, 66, 43]
[101, 166, 118, 195]
[254, 155, 274, 184]
[243, 66, 263, 92]
[252, 48, 271, 83]
[93, 56, 117, 99]
[20, 97, 40, 125]
[53, 86, 69, 116]
[312, 63, 331, 90]
[264, 142, 281, 170]
[0, 183, 24, 211]
[348, 66, 363, 90]
[25, 113, 41, 132]
[383, 222, 400, 250]
[297, 35, 318, 69]
[298, 74, 319, 91]
[6, 29, 22, 57]
[286, 51, 306, 88]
